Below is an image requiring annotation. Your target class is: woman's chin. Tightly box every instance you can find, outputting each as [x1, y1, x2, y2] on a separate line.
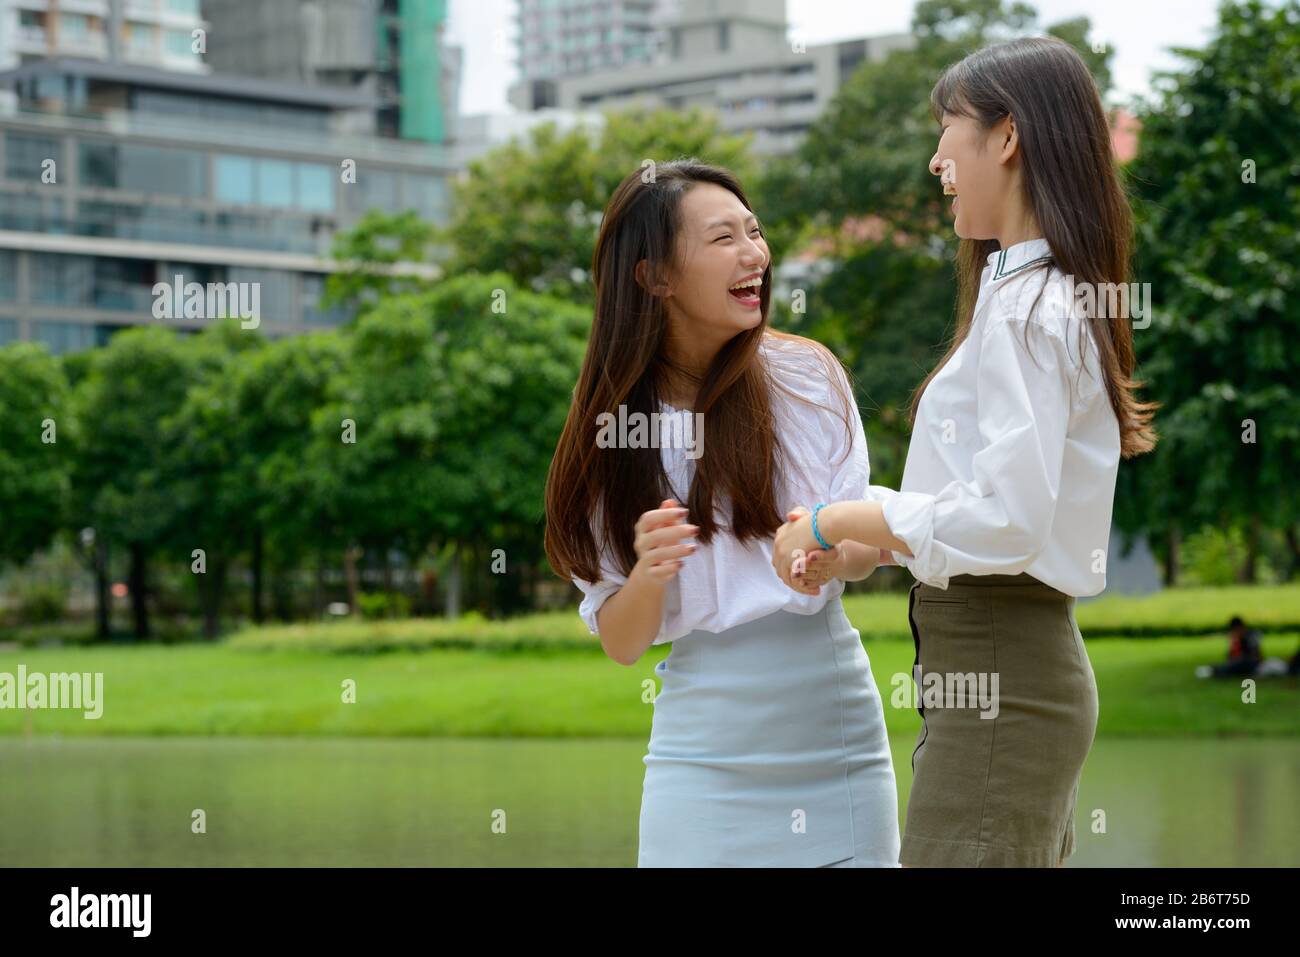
[719, 301, 765, 330]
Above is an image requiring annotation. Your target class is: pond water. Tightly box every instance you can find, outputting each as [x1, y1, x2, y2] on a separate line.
[1, 734, 1294, 866]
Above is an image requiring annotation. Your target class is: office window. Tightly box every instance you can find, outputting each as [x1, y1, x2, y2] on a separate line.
[0, 319, 17, 346]
[80, 200, 202, 244]
[78, 141, 116, 189]
[215, 155, 255, 205]
[128, 24, 155, 55]
[164, 29, 195, 57]
[60, 14, 90, 39]
[401, 173, 448, 222]
[5, 132, 62, 183]
[256, 159, 294, 207]
[33, 321, 99, 355]
[348, 168, 397, 214]
[296, 163, 334, 212]
[0, 251, 16, 301]
[228, 268, 293, 325]
[32, 254, 94, 306]
[301, 274, 350, 326]
[166, 0, 202, 13]
[92, 257, 158, 312]
[79, 142, 206, 197]
[132, 91, 329, 132]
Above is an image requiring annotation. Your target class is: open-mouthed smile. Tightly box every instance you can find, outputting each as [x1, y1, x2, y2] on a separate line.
[727, 274, 762, 308]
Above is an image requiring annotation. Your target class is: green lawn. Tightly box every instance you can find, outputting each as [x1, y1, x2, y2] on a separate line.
[1, 633, 1295, 739]
[8, 584, 1298, 654]
[201, 583, 1300, 654]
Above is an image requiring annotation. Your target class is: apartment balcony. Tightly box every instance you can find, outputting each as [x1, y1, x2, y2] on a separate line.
[13, 26, 49, 55]
[57, 0, 110, 15]
[53, 33, 110, 59]
[124, 0, 163, 18]
[0, 196, 332, 257]
[717, 68, 819, 103]
[5, 107, 456, 175]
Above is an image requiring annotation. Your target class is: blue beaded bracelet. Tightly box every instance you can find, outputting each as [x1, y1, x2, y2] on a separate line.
[811, 502, 831, 549]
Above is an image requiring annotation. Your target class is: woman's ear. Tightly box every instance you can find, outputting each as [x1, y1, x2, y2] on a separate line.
[998, 114, 1020, 165]
[635, 259, 671, 297]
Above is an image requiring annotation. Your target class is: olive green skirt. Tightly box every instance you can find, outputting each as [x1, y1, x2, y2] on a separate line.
[901, 573, 1099, 867]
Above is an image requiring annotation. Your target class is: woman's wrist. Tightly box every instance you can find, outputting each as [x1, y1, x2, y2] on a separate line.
[629, 560, 668, 592]
[822, 500, 910, 556]
[819, 501, 852, 547]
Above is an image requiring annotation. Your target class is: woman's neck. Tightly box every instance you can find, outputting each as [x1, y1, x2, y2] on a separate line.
[997, 182, 1042, 249]
[660, 368, 700, 409]
[662, 324, 720, 408]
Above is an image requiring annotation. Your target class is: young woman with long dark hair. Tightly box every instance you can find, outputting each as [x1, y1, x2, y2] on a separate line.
[545, 160, 900, 867]
[773, 36, 1158, 867]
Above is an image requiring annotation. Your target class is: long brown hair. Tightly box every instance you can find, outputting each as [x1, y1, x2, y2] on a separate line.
[545, 159, 851, 583]
[911, 36, 1157, 458]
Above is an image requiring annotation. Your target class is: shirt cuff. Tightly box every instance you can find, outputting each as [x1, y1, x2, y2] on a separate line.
[577, 580, 621, 636]
[870, 487, 948, 589]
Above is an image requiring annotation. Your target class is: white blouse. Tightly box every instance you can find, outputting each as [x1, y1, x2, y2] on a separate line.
[572, 334, 872, 645]
[868, 236, 1121, 597]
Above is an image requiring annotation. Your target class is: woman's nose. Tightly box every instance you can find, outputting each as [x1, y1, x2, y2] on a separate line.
[929, 153, 945, 176]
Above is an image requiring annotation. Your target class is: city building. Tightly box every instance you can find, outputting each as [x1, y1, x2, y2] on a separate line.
[201, 0, 462, 144]
[509, 0, 679, 111]
[448, 106, 604, 166]
[0, 0, 208, 111]
[512, 0, 914, 155]
[0, 56, 452, 352]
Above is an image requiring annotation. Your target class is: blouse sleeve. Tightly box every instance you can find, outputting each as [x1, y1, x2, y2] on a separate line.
[873, 315, 1072, 586]
[571, 508, 629, 636]
[825, 360, 873, 503]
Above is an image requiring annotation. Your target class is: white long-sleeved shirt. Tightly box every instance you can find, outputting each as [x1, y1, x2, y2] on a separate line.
[572, 333, 871, 645]
[869, 236, 1121, 597]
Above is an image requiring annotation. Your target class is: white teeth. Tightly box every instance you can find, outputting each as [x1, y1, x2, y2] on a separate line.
[729, 277, 762, 291]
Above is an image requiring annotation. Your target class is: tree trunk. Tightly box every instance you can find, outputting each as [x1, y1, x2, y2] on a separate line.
[202, 557, 227, 640]
[1284, 527, 1300, 582]
[94, 539, 111, 640]
[1163, 526, 1180, 587]
[343, 543, 361, 614]
[128, 543, 150, 639]
[251, 526, 265, 625]
[1238, 516, 1260, 584]
[271, 564, 294, 621]
[312, 555, 324, 618]
[444, 544, 462, 619]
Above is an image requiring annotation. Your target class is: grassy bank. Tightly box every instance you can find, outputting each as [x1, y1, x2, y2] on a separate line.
[1, 633, 1296, 739]
[190, 583, 1300, 654]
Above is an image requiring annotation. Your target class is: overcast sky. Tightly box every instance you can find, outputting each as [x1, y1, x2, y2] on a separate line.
[446, 0, 1227, 115]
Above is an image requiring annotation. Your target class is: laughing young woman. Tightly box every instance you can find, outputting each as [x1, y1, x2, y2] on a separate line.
[773, 37, 1158, 867]
[544, 160, 900, 868]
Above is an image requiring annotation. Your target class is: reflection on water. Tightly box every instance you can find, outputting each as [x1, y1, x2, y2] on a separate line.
[0, 735, 1295, 866]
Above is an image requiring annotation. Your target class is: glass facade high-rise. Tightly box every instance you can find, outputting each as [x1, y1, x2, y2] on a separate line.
[201, 0, 461, 145]
[0, 1, 456, 355]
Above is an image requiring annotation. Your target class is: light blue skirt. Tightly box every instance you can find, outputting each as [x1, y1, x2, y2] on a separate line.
[638, 597, 901, 867]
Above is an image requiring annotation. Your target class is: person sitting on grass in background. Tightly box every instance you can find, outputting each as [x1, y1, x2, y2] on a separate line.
[1196, 616, 1262, 679]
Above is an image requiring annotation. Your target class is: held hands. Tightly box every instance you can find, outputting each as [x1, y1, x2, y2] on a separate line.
[633, 498, 698, 585]
[774, 507, 840, 595]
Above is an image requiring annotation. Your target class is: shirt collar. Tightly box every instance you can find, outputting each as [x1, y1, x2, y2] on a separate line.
[985, 237, 1053, 282]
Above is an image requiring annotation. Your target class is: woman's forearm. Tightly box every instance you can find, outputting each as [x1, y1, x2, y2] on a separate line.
[822, 501, 913, 557]
[835, 540, 880, 581]
[594, 566, 667, 666]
